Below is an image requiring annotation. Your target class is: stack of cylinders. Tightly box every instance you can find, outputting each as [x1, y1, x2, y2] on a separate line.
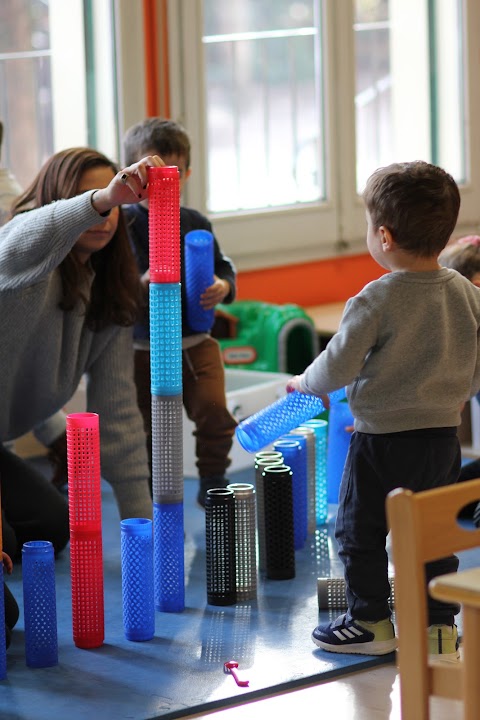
[254, 451, 283, 571]
[274, 437, 308, 549]
[326, 401, 354, 504]
[300, 419, 328, 525]
[121, 519, 155, 641]
[66, 412, 104, 648]
[22, 541, 58, 667]
[290, 426, 316, 534]
[148, 166, 185, 613]
[261, 464, 295, 580]
[205, 488, 236, 605]
[184, 229, 214, 332]
[227, 483, 257, 601]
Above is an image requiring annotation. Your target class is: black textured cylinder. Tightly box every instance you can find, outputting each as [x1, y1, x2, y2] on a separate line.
[262, 464, 295, 580]
[205, 488, 236, 606]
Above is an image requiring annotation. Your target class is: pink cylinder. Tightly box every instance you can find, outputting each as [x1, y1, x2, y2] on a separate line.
[66, 413, 104, 648]
[148, 166, 180, 283]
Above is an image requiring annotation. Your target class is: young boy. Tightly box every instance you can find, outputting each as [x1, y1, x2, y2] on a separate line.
[288, 161, 480, 660]
[123, 118, 238, 507]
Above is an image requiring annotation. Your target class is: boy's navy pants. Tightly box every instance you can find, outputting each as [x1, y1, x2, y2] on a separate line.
[335, 427, 461, 625]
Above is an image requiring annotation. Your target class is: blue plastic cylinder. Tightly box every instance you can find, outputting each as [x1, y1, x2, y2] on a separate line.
[274, 438, 308, 550]
[184, 229, 215, 332]
[121, 519, 155, 641]
[326, 401, 354, 504]
[153, 502, 185, 612]
[235, 387, 346, 453]
[22, 541, 58, 668]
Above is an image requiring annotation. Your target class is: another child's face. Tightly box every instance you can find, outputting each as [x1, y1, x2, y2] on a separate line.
[140, 149, 191, 209]
[471, 272, 480, 288]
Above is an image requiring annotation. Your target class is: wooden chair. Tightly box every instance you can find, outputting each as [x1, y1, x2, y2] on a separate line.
[386, 479, 480, 720]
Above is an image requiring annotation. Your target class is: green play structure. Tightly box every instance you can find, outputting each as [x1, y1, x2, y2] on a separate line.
[215, 300, 319, 375]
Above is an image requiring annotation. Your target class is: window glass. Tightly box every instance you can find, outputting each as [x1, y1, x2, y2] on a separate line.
[354, 0, 466, 191]
[203, 0, 325, 213]
[0, 0, 118, 192]
[0, 0, 53, 186]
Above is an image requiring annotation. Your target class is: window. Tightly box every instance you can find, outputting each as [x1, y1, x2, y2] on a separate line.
[172, 0, 480, 270]
[202, 0, 325, 212]
[0, 0, 118, 191]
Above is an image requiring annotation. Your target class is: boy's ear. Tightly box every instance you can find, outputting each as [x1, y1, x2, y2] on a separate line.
[379, 225, 395, 251]
[185, 167, 192, 182]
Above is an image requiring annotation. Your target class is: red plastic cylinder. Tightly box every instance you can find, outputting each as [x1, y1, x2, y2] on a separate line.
[66, 413, 104, 648]
[148, 166, 180, 283]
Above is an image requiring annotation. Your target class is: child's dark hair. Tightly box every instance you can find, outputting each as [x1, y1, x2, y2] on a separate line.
[11, 147, 141, 332]
[439, 236, 480, 281]
[363, 161, 460, 257]
[123, 118, 191, 168]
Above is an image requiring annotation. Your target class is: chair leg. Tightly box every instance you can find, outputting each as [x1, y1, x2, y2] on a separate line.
[463, 607, 480, 720]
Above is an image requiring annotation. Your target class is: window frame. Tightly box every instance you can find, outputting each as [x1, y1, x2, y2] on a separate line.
[166, 0, 480, 270]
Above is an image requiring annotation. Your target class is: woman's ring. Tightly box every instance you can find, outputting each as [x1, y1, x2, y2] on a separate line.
[120, 173, 129, 184]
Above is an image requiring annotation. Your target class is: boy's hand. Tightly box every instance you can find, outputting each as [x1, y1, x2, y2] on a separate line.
[286, 375, 304, 393]
[2, 551, 13, 574]
[200, 276, 229, 310]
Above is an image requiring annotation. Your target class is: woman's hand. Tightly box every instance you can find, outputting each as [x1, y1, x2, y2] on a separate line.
[91, 155, 165, 215]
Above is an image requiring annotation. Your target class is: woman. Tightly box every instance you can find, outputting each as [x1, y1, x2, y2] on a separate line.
[0, 147, 163, 557]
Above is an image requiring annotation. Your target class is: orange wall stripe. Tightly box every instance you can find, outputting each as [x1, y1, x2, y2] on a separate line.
[142, 0, 158, 116]
[237, 253, 386, 307]
[159, 0, 171, 117]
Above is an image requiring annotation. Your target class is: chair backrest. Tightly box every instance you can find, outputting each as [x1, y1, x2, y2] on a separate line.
[386, 478, 480, 720]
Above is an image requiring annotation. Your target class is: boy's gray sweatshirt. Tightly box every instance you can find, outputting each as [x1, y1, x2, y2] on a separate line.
[300, 269, 480, 433]
[0, 192, 152, 519]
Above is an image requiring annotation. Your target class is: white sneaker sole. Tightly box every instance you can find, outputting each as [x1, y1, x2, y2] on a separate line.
[312, 634, 398, 655]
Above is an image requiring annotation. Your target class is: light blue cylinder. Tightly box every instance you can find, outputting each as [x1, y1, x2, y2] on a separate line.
[121, 518, 155, 641]
[301, 419, 328, 525]
[149, 282, 182, 396]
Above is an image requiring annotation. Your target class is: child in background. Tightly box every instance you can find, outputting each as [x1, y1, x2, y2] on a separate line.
[287, 161, 480, 661]
[123, 118, 238, 507]
[440, 235, 480, 511]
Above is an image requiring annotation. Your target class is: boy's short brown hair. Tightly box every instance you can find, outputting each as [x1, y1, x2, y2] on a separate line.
[123, 118, 191, 168]
[363, 161, 460, 257]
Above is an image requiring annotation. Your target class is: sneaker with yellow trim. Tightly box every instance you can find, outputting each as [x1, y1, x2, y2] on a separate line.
[312, 614, 397, 655]
[427, 624, 460, 663]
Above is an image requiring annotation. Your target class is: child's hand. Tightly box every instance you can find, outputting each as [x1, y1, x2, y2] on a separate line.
[286, 375, 303, 393]
[2, 551, 13, 575]
[200, 276, 229, 310]
[140, 268, 150, 287]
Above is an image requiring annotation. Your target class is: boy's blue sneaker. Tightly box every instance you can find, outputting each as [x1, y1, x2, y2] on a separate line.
[312, 614, 397, 655]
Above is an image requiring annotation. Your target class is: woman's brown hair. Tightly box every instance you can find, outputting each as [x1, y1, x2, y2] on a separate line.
[11, 147, 141, 331]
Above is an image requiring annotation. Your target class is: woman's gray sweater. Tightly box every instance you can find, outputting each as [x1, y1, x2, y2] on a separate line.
[301, 268, 480, 434]
[0, 191, 152, 519]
